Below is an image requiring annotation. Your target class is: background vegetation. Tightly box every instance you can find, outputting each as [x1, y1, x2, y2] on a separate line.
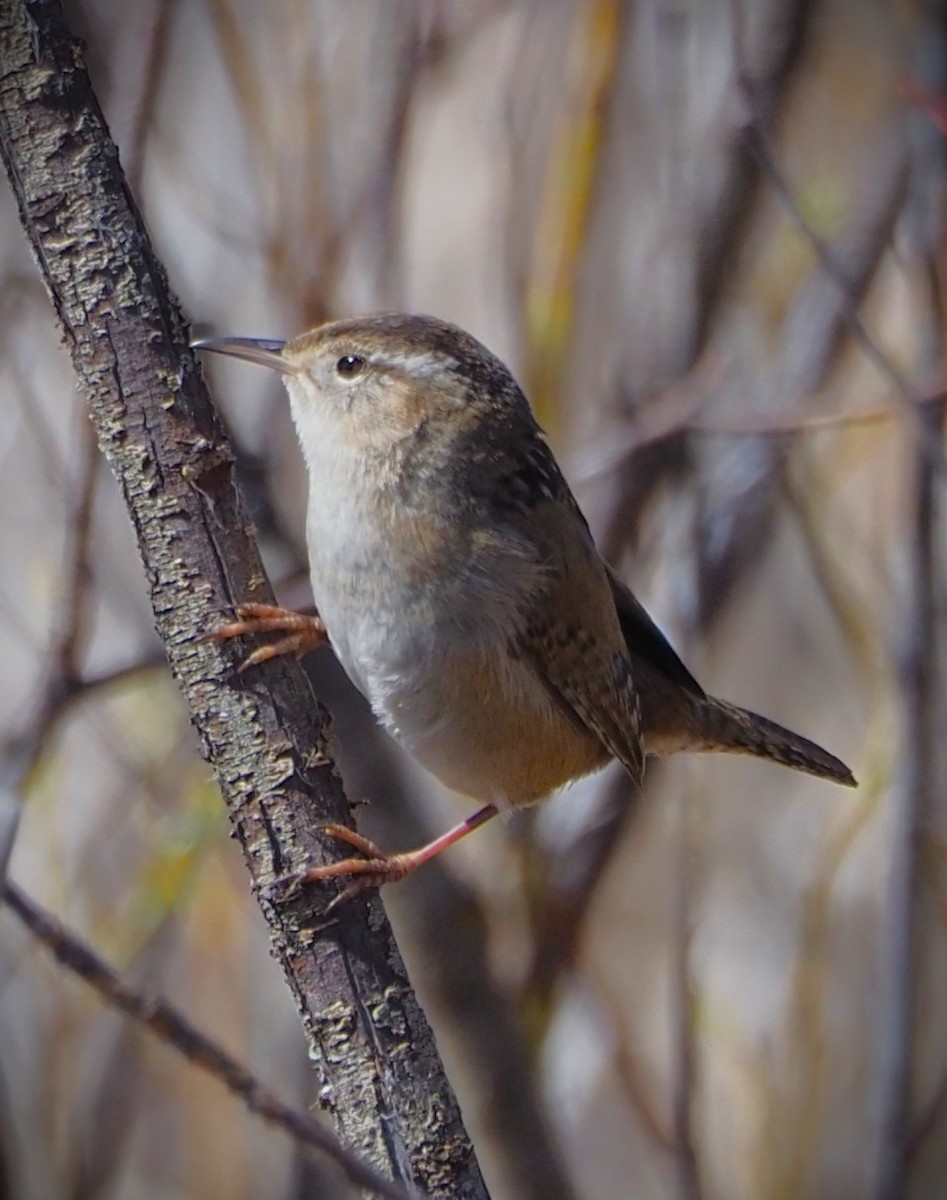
[1, 2, 944, 1198]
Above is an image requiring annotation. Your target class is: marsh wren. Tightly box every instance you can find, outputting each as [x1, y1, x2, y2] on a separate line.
[193, 314, 856, 901]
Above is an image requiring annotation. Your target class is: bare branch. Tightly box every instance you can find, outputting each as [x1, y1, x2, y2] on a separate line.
[573, 371, 947, 489]
[732, 38, 946, 482]
[124, 0, 179, 191]
[693, 0, 816, 349]
[669, 793, 703, 1200]
[876, 19, 947, 1192]
[0, 415, 100, 881]
[1, 881, 415, 1200]
[0, 4, 488, 1195]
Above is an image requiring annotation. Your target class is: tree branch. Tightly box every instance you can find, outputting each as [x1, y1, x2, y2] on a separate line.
[2, 880, 413, 1200]
[0, 3, 488, 1195]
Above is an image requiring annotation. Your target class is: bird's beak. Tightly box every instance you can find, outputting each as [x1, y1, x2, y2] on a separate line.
[190, 336, 296, 375]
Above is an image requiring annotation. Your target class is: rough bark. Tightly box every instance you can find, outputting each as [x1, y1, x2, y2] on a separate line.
[0, 3, 488, 1196]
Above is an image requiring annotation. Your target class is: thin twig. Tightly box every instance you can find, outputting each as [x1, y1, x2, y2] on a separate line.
[730, 13, 947, 483]
[670, 788, 703, 1200]
[877, 21, 947, 1191]
[572, 372, 947, 488]
[692, 0, 815, 349]
[589, 959, 674, 1155]
[908, 1062, 947, 1165]
[522, 768, 640, 1012]
[0, 420, 100, 882]
[0, 881, 416, 1200]
[125, 0, 179, 191]
[44, 419, 100, 688]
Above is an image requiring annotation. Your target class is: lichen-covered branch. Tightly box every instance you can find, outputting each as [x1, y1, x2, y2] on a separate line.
[0, 3, 487, 1196]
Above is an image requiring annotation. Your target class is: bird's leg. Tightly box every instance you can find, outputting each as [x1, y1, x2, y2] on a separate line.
[206, 603, 327, 671]
[298, 804, 500, 911]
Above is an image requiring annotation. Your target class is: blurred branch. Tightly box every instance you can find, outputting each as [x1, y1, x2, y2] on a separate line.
[781, 776, 880, 1194]
[693, 0, 815, 350]
[43, 420, 99, 688]
[695, 114, 910, 626]
[909, 1063, 947, 1167]
[878, 18, 947, 1194]
[599, 117, 907, 590]
[125, 0, 178, 191]
[405, 865, 579, 1200]
[522, 768, 640, 1010]
[782, 459, 884, 685]
[1, 880, 412, 1200]
[880, 318, 942, 1197]
[591, 959, 674, 1155]
[208, 4, 421, 322]
[524, 0, 623, 421]
[1, 648, 165, 848]
[0, 417, 100, 881]
[315, 665, 580, 1200]
[525, 24, 910, 1025]
[772, 134, 909, 399]
[0, 4, 488, 1196]
[574, 371, 947, 489]
[669, 788, 703, 1200]
[597, 0, 814, 564]
[735, 43, 945, 482]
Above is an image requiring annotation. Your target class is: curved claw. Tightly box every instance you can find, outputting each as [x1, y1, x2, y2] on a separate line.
[202, 603, 327, 670]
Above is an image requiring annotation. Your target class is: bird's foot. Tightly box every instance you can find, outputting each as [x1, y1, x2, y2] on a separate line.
[274, 805, 500, 913]
[269, 825, 424, 913]
[204, 603, 327, 670]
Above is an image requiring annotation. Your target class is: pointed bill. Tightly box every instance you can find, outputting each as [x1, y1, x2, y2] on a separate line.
[190, 336, 294, 374]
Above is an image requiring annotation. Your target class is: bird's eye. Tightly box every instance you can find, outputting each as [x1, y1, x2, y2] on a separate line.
[336, 354, 366, 378]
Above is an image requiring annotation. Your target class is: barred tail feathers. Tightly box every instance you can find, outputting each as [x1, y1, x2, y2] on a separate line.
[697, 697, 856, 787]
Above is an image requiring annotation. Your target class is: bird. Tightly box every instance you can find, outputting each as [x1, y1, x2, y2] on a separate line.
[192, 313, 856, 903]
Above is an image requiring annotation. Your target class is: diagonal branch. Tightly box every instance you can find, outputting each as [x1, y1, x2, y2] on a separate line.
[0, 3, 488, 1196]
[734, 63, 945, 481]
[2, 880, 414, 1200]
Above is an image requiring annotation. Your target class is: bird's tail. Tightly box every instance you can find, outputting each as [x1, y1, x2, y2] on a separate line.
[695, 697, 857, 787]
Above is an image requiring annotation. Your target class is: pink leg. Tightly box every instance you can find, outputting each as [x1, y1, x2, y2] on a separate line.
[301, 804, 499, 909]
